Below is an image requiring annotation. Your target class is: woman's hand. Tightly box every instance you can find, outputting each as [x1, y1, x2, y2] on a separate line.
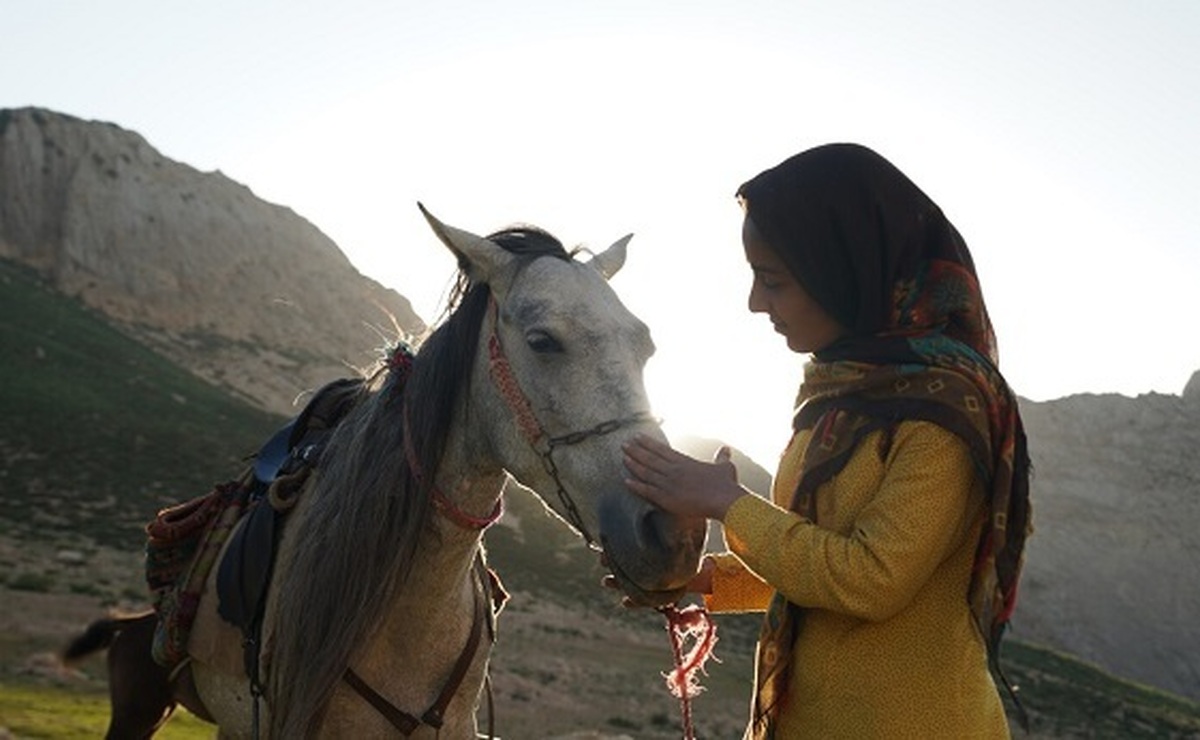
[623, 435, 747, 521]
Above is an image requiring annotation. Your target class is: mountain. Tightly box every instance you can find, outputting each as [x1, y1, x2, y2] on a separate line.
[0, 107, 423, 416]
[2, 107, 1199, 735]
[1017, 390, 1200, 701]
[689, 391, 1200, 703]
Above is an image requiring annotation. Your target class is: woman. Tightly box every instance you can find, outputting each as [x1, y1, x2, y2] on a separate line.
[622, 143, 1032, 738]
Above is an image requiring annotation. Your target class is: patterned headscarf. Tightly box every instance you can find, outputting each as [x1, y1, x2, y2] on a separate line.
[738, 144, 1032, 738]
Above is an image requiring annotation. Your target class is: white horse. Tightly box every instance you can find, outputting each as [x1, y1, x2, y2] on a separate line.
[64, 205, 707, 739]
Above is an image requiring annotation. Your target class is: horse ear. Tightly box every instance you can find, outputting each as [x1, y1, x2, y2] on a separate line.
[417, 202, 513, 284]
[590, 233, 631, 280]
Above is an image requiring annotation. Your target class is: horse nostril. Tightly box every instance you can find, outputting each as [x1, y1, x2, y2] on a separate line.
[639, 508, 670, 553]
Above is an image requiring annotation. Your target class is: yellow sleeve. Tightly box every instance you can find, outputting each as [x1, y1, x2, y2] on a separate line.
[721, 422, 978, 622]
[702, 551, 775, 613]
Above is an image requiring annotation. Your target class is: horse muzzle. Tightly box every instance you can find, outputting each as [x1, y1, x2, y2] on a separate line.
[599, 497, 707, 607]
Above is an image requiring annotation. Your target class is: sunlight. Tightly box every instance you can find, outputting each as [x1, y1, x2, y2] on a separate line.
[214, 14, 1200, 467]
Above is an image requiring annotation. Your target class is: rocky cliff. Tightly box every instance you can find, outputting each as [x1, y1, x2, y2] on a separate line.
[1018, 391, 1200, 700]
[0, 107, 423, 413]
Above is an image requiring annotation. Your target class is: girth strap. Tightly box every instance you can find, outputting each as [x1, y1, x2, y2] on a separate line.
[342, 558, 492, 736]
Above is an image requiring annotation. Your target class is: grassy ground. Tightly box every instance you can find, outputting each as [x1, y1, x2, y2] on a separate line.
[0, 683, 211, 739]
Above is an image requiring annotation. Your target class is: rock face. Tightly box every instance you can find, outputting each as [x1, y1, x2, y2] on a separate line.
[1017, 390, 1200, 701]
[0, 107, 424, 413]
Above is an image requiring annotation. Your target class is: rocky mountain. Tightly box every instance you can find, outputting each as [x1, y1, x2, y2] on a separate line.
[0, 107, 423, 415]
[1017, 387, 1200, 701]
[689, 388, 1200, 702]
[2, 107, 1198, 708]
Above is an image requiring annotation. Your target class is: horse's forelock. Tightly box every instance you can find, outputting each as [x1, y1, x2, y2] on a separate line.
[486, 225, 573, 261]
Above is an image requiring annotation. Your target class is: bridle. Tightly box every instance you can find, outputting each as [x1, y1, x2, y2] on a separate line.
[343, 289, 653, 737]
[483, 293, 653, 546]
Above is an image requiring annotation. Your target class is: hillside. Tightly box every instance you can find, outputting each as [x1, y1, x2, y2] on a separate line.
[0, 257, 283, 546]
[686, 392, 1200, 704]
[0, 107, 424, 416]
[1018, 390, 1200, 701]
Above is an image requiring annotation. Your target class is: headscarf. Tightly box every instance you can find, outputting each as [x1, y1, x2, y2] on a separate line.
[738, 144, 1032, 737]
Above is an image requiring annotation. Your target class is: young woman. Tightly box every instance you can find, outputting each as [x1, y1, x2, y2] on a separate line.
[622, 143, 1032, 738]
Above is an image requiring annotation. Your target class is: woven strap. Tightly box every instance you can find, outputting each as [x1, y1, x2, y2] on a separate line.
[486, 296, 544, 445]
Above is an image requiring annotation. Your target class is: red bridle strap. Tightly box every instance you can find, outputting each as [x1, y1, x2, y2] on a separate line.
[432, 487, 504, 531]
[486, 296, 545, 447]
[402, 402, 503, 532]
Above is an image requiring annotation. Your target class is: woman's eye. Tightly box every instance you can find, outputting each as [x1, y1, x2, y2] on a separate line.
[526, 330, 563, 354]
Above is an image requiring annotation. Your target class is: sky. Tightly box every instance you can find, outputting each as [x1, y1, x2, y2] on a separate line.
[5, 0, 1199, 465]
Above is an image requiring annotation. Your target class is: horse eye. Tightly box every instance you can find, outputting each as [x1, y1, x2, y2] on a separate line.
[526, 330, 563, 354]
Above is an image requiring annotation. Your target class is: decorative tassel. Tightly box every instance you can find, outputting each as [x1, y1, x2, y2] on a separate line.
[660, 603, 719, 739]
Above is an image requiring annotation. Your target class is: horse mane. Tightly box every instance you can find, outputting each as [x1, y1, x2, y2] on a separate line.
[268, 225, 572, 737]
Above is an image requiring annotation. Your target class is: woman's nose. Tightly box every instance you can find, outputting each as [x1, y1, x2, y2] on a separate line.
[747, 284, 768, 314]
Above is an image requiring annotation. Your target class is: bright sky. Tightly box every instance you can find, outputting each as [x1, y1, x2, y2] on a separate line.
[6, 1, 1199, 464]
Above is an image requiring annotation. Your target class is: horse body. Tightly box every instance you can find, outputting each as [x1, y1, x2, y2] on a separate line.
[66, 206, 706, 739]
[190, 475, 505, 739]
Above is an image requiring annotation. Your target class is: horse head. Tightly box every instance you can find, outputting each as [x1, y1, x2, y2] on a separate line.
[420, 205, 707, 606]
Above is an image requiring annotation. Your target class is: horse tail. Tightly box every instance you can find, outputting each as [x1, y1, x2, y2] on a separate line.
[61, 612, 154, 664]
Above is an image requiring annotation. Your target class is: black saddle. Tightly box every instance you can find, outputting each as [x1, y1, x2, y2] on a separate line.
[215, 377, 365, 683]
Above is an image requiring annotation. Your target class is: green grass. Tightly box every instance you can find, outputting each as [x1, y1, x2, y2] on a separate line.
[0, 258, 284, 547]
[1002, 640, 1200, 738]
[0, 683, 212, 739]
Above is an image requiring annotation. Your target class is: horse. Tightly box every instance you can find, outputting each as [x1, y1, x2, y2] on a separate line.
[61, 205, 708, 739]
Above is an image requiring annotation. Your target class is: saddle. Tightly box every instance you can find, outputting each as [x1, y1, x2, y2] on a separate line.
[215, 377, 365, 684]
[144, 377, 365, 673]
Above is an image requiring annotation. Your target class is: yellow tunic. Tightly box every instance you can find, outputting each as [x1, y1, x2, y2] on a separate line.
[707, 421, 1010, 739]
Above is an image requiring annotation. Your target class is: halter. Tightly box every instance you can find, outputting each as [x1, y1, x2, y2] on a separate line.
[401, 401, 504, 531]
[485, 294, 653, 546]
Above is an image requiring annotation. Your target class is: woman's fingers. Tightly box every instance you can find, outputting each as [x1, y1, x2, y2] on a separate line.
[622, 435, 670, 473]
[624, 473, 668, 510]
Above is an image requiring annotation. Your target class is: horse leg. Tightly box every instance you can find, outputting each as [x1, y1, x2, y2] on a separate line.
[102, 612, 177, 739]
[62, 613, 177, 740]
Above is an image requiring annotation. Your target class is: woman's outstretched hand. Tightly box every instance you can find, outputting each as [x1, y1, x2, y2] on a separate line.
[623, 435, 747, 522]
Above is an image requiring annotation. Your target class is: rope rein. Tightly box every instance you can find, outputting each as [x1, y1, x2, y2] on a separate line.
[659, 604, 719, 740]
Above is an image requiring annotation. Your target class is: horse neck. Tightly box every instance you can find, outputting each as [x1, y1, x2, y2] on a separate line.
[347, 356, 508, 670]
[342, 472, 502, 720]
[373, 398, 505, 636]
[431, 396, 509, 531]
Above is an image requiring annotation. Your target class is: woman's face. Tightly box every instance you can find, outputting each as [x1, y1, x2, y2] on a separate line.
[743, 214, 846, 354]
